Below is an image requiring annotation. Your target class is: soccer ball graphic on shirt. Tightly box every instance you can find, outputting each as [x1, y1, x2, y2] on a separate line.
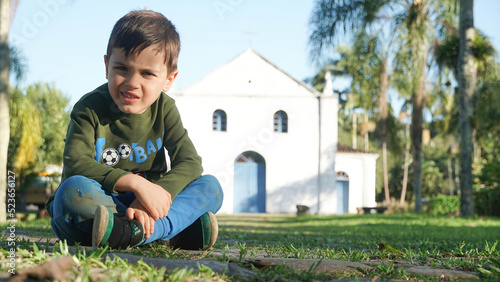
[102, 148, 119, 166]
[118, 143, 132, 159]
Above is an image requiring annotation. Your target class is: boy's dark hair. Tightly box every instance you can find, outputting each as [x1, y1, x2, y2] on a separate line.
[106, 10, 180, 75]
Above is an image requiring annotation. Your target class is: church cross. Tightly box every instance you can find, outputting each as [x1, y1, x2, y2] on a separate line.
[243, 26, 258, 47]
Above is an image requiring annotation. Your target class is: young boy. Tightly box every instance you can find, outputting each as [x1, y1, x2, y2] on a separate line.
[45, 10, 223, 250]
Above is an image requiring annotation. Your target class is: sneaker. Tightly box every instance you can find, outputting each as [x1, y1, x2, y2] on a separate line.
[92, 205, 145, 249]
[163, 212, 218, 251]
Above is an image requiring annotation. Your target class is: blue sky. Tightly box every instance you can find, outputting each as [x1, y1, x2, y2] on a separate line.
[9, 0, 500, 106]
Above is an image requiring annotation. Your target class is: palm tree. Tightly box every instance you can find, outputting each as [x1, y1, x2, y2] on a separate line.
[428, 75, 459, 196]
[391, 0, 438, 213]
[304, 59, 345, 94]
[336, 42, 378, 152]
[309, 0, 455, 210]
[434, 8, 496, 215]
[396, 100, 412, 204]
[336, 31, 392, 202]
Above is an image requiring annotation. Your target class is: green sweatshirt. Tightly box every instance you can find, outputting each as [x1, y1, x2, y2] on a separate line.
[46, 83, 202, 213]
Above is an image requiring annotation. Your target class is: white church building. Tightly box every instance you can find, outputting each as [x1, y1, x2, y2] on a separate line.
[172, 48, 378, 214]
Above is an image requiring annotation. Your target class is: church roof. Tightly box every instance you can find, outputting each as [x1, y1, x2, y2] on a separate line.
[337, 143, 377, 154]
[179, 48, 320, 98]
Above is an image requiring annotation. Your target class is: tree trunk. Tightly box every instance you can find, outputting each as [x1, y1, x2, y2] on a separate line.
[473, 129, 480, 163]
[455, 157, 460, 191]
[448, 157, 454, 195]
[382, 143, 389, 202]
[352, 112, 357, 149]
[400, 123, 410, 205]
[364, 113, 369, 152]
[457, 0, 476, 216]
[378, 58, 390, 203]
[0, 0, 11, 223]
[411, 51, 427, 213]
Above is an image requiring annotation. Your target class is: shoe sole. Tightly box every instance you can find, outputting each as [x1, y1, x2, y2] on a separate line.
[204, 212, 218, 251]
[92, 205, 110, 247]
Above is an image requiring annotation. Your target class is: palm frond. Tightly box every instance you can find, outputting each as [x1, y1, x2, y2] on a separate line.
[9, 45, 27, 83]
[309, 0, 391, 62]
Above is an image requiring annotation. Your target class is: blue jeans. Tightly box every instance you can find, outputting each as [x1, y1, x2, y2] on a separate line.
[49, 175, 223, 246]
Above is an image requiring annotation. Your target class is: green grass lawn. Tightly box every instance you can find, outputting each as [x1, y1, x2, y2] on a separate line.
[218, 213, 500, 253]
[215, 213, 500, 280]
[1, 213, 500, 281]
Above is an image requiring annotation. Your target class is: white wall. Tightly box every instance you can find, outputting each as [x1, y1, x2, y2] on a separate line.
[335, 152, 379, 213]
[173, 94, 323, 213]
[170, 49, 343, 214]
[317, 94, 338, 214]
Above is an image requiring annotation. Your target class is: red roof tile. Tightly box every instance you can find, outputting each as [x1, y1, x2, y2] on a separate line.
[337, 143, 376, 154]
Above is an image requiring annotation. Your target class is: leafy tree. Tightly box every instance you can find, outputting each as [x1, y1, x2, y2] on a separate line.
[473, 57, 500, 216]
[8, 87, 42, 190]
[8, 83, 70, 194]
[475, 65, 500, 165]
[26, 83, 70, 170]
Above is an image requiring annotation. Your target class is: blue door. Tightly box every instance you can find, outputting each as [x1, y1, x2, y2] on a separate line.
[336, 180, 349, 214]
[234, 151, 266, 213]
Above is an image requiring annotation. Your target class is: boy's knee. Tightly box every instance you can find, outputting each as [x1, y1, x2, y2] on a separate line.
[56, 176, 100, 200]
[200, 175, 222, 193]
[53, 176, 103, 218]
[199, 175, 223, 209]
[58, 175, 98, 192]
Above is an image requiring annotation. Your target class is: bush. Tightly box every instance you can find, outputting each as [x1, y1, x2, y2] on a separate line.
[379, 197, 414, 214]
[428, 195, 460, 215]
[475, 188, 500, 217]
[475, 157, 500, 216]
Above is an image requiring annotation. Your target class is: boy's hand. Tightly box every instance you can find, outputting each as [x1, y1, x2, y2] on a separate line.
[133, 181, 172, 220]
[126, 200, 155, 239]
[115, 174, 172, 221]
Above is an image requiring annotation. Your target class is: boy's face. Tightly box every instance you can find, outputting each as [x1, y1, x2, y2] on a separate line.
[104, 45, 178, 114]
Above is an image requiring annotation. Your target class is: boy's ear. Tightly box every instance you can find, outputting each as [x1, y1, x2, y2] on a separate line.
[162, 70, 179, 92]
[104, 55, 109, 79]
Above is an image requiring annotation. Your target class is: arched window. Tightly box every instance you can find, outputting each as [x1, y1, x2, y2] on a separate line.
[273, 110, 288, 133]
[336, 171, 349, 181]
[212, 109, 227, 131]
